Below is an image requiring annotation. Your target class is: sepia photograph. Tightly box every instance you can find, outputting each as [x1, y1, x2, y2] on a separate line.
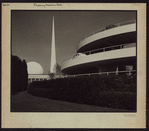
[11, 10, 137, 112]
[2, 3, 146, 128]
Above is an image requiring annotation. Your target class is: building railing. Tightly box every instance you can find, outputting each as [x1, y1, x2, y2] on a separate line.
[82, 43, 135, 55]
[61, 43, 136, 64]
[61, 70, 136, 78]
[28, 70, 136, 82]
[77, 20, 136, 50]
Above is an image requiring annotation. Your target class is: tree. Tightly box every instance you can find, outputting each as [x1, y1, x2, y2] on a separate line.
[55, 63, 61, 75]
[49, 63, 62, 79]
[11, 55, 28, 93]
[22, 59, 28, 91]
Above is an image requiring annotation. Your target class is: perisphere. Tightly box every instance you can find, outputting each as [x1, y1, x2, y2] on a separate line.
[27, 61, 44, 74]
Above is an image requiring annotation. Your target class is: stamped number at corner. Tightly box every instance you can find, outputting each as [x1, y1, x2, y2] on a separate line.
[3, 4, 10, 6]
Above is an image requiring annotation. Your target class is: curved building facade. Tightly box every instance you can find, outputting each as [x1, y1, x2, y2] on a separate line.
[61, 20, 136, 75]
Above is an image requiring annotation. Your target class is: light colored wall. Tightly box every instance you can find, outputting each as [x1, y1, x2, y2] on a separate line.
[77, 23, 136, 51]
[28, 74, 49, 79]
[28, 75, 49, 83]
[61, 47, 136, 72]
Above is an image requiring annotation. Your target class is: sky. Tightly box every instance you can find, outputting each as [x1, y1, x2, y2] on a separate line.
[12, 10, 136, 74]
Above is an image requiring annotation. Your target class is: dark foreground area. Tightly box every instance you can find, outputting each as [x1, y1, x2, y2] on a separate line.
[11, 91, 131, 112]
[27, 74, 136, 111]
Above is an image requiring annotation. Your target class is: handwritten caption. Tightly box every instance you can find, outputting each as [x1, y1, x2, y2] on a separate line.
[33, 3, 62, 8]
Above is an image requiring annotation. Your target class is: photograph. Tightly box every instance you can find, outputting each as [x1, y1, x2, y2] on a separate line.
[11, 10, 137, 112]
[2, 3, 146, 128]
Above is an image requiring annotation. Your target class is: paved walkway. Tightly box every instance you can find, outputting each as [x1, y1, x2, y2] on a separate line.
[11, 91, 130, 112]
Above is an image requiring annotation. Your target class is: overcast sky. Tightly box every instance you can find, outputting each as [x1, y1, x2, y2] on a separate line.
[12, 10, 136, 74]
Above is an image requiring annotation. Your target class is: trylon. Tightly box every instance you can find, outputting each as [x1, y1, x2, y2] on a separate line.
[50, 16, 56, 73]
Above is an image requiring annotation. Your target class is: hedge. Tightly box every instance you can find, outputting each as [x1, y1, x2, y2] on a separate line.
[27, 74, 136, 110]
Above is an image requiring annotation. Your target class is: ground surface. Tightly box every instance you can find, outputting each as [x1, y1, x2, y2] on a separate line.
[11, 91, 132, 112]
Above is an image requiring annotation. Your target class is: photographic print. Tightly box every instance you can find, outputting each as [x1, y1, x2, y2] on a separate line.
[11, 10, 137, 112]
[2, 3, 146, 128]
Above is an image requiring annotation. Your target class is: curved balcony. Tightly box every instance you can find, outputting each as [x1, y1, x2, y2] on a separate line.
[77, 20, 136, 53]
[61, 47, 136, 75]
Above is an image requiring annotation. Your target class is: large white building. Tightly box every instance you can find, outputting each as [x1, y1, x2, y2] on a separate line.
[61, 20, 136, 75]
[27, 61, 49, 83]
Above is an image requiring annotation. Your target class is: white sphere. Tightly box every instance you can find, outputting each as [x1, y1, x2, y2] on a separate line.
[27, 61, 44, 74]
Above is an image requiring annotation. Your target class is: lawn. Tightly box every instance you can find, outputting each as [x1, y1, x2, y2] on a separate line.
[11, 91, 131, 112]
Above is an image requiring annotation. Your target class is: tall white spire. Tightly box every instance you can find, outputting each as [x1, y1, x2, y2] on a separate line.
[50, 16, 56, 73]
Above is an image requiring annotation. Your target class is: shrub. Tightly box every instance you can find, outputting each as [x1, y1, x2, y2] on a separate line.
[27, 74, 136, 110]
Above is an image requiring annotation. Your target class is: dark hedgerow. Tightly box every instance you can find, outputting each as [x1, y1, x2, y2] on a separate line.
[27, 73, 136, 110]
